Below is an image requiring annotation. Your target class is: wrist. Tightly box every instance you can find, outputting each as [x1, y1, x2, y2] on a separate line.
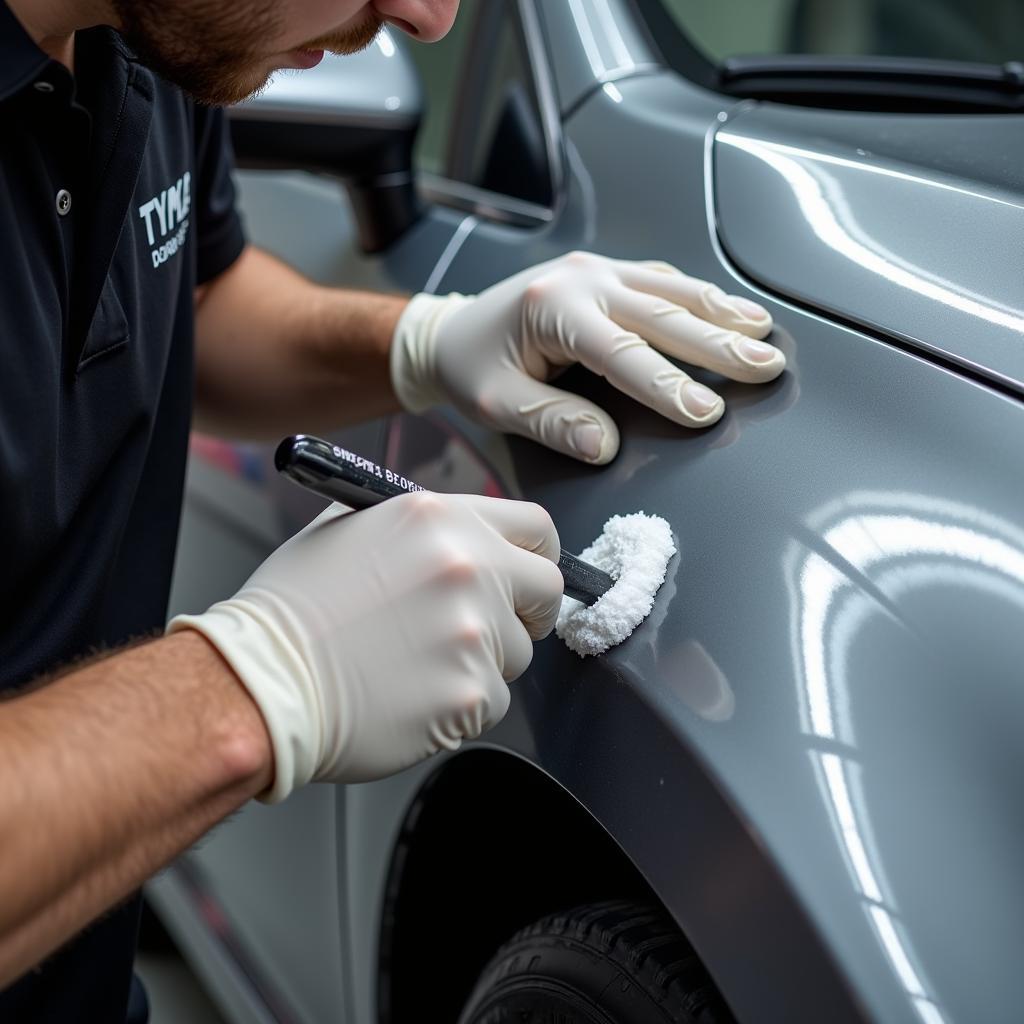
[163, 629, 274, 798]
[168, 601, 321, 803]
[389, 292, 473, 413]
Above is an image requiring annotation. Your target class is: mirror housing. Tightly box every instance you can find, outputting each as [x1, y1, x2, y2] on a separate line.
[228, 30, 423, 253]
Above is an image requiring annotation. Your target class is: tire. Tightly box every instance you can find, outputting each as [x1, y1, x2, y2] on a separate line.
[457, 899, 734, 1024]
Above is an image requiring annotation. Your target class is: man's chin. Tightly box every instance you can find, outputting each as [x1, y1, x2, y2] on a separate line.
[302, 11, 383, 56]
[165, 11, 383, 107]
[178, 66, 275, 107]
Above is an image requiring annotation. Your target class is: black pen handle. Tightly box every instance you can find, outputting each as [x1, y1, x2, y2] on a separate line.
[274, 435, 614, 606]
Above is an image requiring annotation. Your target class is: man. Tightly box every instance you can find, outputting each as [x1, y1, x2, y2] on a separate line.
[0, 0, 786, 1019]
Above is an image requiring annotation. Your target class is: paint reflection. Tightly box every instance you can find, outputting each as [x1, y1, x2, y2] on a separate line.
[666, 638, 735, 722]
[789, 492, 1024, 1024]
[566, 0, 637, 79]
[718, 133, 1024, 333]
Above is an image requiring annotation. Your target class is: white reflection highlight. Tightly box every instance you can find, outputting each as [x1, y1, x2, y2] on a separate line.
[566, 0, 638, 80]
[798, 554, 843, 739]
[869, 904, 926, 998]
[721, 134, 1024, 211]
[566, 0, 607, 77]
[831, 515, 1024, 583]
[375, 30, 396, 57]
[820, 753, 883, 903]
[790, 492, 1024, 1024]
[602, 82, 623, 103]
[591, 0, 636, 70]
[718, 133, 1024, 335]
[914, 998, 950, 1024]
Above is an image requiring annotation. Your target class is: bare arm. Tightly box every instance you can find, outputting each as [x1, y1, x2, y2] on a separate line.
[0, 631, 271, 987]
[193, 244, 409, 439]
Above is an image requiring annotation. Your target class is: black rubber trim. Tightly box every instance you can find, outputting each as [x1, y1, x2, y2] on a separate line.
[630, 0, 1024, 113]
[718, 55, 1024, 113]
[721, 53, 1024, 87]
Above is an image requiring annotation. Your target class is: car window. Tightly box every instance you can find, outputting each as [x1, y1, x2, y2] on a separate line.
[655, 0, 1024, 64]
[401, 0, 553, 208]
[401, 0, 479, 178]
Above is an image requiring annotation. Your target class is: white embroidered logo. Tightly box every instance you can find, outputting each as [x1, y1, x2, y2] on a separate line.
[138, 172, 191, 269]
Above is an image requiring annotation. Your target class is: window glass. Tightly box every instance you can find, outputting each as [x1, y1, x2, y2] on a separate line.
[401, 0, 479, 177]
[400, 0, 552, 207]
[657, 0, 1024, 64]
[450, 3, 552, 206]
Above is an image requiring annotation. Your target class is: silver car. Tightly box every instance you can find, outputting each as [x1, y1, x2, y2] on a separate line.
[151, 1, 1024, 1021]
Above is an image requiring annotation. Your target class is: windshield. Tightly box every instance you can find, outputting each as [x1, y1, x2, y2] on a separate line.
[656, 0, 1024, 65]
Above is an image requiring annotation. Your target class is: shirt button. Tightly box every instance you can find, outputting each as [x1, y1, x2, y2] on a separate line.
[55, 189, 72, 216]
[34, 80, 55, 94]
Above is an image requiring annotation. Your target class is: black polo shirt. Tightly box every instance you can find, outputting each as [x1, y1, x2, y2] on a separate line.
[0, 2, 246, 1020]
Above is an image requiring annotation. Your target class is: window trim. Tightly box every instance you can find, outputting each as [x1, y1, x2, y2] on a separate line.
[418, 173, 554, 226]
[630, 0, 1024, 114]
[416, 0, 566, 227]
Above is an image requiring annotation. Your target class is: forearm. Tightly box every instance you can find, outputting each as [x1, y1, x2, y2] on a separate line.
[0, 630, 271, 986]
[193, 245, 408, 439]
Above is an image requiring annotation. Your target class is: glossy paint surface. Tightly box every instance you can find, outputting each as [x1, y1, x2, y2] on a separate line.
[164, 4, 1024, 1024]
[389, 65, 1024, 1024]
[715, 105, 1024, 394]
[533, 0, 661, 113]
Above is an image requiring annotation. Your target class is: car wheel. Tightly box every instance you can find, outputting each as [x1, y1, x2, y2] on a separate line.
[457, 899, 734, 1024]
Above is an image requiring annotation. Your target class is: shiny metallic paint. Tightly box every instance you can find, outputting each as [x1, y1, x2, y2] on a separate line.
[157, 3, 1024, 1023]
[715, 103, 1024, 395]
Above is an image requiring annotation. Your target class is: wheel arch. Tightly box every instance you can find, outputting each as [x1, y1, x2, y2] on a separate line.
[377, 749, 670, 1024]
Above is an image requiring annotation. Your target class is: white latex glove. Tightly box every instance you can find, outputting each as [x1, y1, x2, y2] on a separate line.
[391, 251, 785, 464]
[168, 493, 562, 802]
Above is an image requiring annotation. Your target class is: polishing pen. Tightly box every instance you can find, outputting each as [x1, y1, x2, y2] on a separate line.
[274, 434, 614, 606]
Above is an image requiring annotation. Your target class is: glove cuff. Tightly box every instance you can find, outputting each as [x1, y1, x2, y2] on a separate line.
[390, 292, 473, 413]
[168, 601, 321, 804]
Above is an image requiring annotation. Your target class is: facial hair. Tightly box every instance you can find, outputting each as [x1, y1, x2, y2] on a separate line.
[111, 1, 384, 107]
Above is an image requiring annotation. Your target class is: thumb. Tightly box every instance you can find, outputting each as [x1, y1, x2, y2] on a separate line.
[483, 373, 620, 465]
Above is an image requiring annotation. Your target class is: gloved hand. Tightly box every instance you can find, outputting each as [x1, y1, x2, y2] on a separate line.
[390, 251, 785, 465]
[168, 493, 562, 802]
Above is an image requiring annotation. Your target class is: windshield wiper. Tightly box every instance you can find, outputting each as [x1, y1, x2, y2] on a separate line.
[719, 54, 1024, 112]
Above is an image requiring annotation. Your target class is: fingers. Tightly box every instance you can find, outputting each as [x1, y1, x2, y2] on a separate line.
[460, 494, 561, 563]
[570, 307, 726, 428]
[427, 676, 511, 751]
[457, 494, 565, 642]
[610, 287, 786, 385]
[505, 544, 564, 641]
[615, 259, 774, 340]
[495, 610, 537, 681]
[480, 373, 621, 465]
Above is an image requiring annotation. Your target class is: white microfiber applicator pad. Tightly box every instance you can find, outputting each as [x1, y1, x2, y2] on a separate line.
[556, 513, 676, 657]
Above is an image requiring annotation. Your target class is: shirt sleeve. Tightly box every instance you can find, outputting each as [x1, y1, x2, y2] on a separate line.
[192, 104, 247, 284]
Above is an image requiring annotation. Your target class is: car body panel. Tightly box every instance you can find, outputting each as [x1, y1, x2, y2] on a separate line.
[715, 104, 1024, 394]
[533, 0, 661, 114]
[383, 69, 1024, 1024]
[159, 5, 1024, 1024]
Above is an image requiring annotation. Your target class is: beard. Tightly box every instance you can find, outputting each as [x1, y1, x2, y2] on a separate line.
[111, 1, 384, 106]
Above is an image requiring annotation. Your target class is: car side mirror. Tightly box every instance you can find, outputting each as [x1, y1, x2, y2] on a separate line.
[228, 30, 423, 254]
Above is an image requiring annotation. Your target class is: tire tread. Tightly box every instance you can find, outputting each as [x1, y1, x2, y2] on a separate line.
[460, 899, 734, 1024]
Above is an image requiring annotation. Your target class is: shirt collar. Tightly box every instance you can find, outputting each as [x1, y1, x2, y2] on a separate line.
[0, 0, 51, 102]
